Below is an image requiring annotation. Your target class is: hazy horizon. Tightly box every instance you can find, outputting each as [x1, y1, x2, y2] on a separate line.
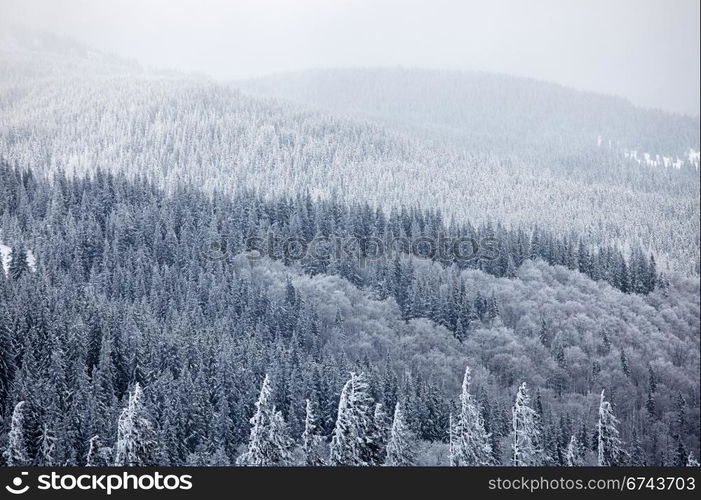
[1, 0, 699, 116]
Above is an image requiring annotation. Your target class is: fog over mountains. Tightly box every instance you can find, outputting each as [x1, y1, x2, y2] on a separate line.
[241, 68, 700, 156]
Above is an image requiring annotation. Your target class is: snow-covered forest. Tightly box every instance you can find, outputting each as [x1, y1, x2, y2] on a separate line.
[0, 31, 699, 467]
[1, 35, 699, 276]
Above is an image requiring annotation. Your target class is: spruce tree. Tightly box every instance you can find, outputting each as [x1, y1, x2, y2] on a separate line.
[384, 402, 415, 466]
[301, 399, 325, 466]
[8, 246, 29, 281]
[448, 413, 459, 466]
[565, 434, 584, 466]
[629, 428, 646, 466]
[329, 372, 374, 466]
[113, 383, 157, 466]
[453, 366, 493, 465]
[511, 383, 542, 466]
[3, 401, 29, 466]
[237, 374, 292, 466]
[366, 403, 390, 465]
[597, 390, 626, 466]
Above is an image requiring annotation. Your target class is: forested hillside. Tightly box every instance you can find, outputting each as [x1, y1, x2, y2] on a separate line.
[0, 166, 698, 466]
[241, 68, 700, 158]
[1, 38, 699, 275]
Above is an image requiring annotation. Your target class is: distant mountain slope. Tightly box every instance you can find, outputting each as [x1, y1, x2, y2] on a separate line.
[239, 68, 700, 159]
[0, 27, 142, 82]
[0, 37, 698, 274]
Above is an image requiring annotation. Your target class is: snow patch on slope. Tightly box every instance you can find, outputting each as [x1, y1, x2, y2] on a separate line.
[597, 136, 700, 170]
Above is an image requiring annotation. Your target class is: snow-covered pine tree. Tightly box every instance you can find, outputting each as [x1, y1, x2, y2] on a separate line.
[449, 413, 460, 466]
[267, 409, 293, 465]
[0, 307, 13, 410]
[366, 403, 390, 465]
[565, 434, 584, 466]
[384, 402, 415, 466]
[301, 399, 325, 466]
[3, 401, 29, 466]
[511, 382, 542, 466]
[113, 383, 157, 466]
[236, 374, 292, 466]
[8, 246, 29, 281]
[453, 366, 493, 465]
[330, 375, 356, 465]
[329, 372, 374, 466]
[628, 428, 646, 466]
[597, 390, 626, 466]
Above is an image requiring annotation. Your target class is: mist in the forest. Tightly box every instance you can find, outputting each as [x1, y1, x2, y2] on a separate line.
[1, 0, 699, 115]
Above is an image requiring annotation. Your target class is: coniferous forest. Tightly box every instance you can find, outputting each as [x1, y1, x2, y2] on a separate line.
[0, 25, 699, 468]
[0, 164, 698, 466]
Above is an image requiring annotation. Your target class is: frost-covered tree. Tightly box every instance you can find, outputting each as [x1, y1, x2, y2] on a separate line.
[565, 434, 584, 466]
[511, 383, 542, 466]
[8, 246, 29, 281]
[3, 401, 29, 466]
[113, 383, 157, 466]
[237, 375, 292, 466]
[301, 399, 325, 466]
[366, 403, 390, 465]
[449, 413, 459, 466]
[384, 402, 415, 466]
[687, 452, 700, 467]
[452, 366, 493, 465]
[329, 372, 374, 466]
[597, 390, 626, 466]
[268, 410, 293, 465]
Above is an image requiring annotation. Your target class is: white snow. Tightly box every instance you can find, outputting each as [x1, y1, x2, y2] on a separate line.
[0, 242, 10, 274]
[618, 143, 697, 170]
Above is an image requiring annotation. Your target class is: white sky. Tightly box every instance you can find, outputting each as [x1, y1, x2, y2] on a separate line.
[2, 0, 699, 115]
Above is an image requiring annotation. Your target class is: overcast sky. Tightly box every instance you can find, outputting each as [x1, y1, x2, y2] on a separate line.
[2, 0, 699, 115]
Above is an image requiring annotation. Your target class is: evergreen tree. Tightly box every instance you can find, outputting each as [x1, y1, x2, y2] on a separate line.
[674, 438, 688, 467]
[3, 401, 29, 466]
[453, 366, 493, 465]
[329, 372, 374, 466]
[620, 350, 630, 378]
[0, 308, 14, 409]
[384, 402, 415, 466]
[565, 434, 584, 466]
[365, 403, 390, 465]
[301, 399, 325, 466]
[113, 383, 157, 466]
[511, 383, 542, 466]
[597, 390, 626, 466]
[236, 375, 292, 466]
[629, 428, 646, 466]
[8, 246, 30, 281]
